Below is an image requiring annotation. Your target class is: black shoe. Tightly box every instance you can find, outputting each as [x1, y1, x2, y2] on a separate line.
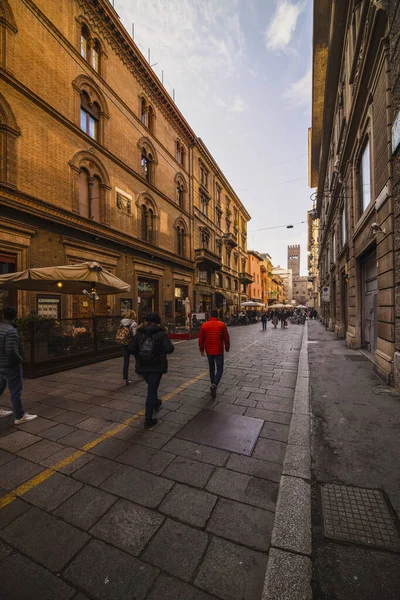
[144, 418, 158, 429]
[155, 400, 162, 412]
[210, 384, 217, 398]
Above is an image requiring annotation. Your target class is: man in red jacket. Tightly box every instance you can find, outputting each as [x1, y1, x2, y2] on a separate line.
[199, 310, 230, 398]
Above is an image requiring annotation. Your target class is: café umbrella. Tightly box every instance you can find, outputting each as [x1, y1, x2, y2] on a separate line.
[0, 262, 130, 295]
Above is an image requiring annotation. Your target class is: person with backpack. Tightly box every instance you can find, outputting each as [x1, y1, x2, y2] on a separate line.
[130, 312, 174, 429]
[198, 309, 230, 398]
[116, 309, 137, 386]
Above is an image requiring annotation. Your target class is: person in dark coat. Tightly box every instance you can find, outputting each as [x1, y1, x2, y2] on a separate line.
[130, 312, 174, 429]
[261, 311, 268, 331]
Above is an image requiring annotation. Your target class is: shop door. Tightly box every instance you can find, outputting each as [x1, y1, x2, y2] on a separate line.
[0, 254, 17, 311]
[362, 252, 377, 353]
[138, 279, 158, 322]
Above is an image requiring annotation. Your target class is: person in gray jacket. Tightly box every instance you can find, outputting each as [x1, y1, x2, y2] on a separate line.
[0, 306, 37, 424]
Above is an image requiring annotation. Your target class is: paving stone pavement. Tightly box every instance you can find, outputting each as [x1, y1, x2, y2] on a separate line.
[0, 322, 304, 600]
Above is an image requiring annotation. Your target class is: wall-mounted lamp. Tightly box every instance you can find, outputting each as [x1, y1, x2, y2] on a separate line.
[371, 222, 386, 236]
[56, 282, 63, 288]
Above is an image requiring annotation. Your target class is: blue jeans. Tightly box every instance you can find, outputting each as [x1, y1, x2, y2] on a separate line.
[207, 354, 224, 387]
[122, 346, 130, 380]
[143, 372, 162, 419]
[0, 367, 24, 419]
[262, 320, 267, 330]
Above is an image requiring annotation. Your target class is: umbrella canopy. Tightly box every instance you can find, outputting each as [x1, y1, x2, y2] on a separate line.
[270, 303, 285, 309]
[0, 262, 130, 295]
[241, 301, 265, 307]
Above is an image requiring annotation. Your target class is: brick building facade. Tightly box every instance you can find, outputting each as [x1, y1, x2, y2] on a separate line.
[0, 0, 250, 323]
[389, 1, 400, 386]
[310, 1, 393, 382]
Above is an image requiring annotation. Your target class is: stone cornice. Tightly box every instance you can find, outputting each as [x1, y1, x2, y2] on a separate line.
[0, 185, 194, 272]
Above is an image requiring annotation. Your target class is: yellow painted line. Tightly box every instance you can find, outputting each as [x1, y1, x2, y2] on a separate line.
[0, 334, 265, 511]
[0, 369, 208, 511]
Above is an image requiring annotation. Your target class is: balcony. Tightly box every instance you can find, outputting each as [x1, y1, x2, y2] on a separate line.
[195, 248, 222, 271]
[222, 232, 238, 248]
[239, 272, 253, 284]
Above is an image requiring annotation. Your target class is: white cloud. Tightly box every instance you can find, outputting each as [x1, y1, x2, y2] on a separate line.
[283, 67, 311, 108]
[265, 1, 304, 52]
[230, 95, 247, 113]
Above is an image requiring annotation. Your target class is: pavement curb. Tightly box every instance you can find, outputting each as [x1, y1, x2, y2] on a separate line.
[262, 322, 312, 600]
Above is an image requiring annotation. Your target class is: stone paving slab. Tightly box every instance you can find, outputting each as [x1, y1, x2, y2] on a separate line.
[0, 508, 89, 572]
[0, 323, 304, 599]
[64, 539, 159, 600]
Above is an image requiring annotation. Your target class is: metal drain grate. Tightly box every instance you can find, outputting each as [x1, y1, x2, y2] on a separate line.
[321, 484, 400, 552]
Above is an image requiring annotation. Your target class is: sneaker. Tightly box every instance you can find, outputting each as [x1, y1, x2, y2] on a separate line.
[14, 413, 38, 425]
[210, 384, 217, 398]
[144, 418, 158, 429]
[0, 409, 13, 418]
[123, 380, 131, 387]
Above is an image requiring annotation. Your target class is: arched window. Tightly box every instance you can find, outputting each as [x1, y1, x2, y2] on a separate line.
[80, 25, 90, 62]
[92, 39, 100, 73]
[78, 168, 101, 221]
[141, 98, 146, 125]
[141, 205, 154, 243]
[176, 181, 184, 208]
[147, 106, 153, 133]
[80, 91, 99, 140]
[176, 226, 185, 257]
[141, 149, 152, 183]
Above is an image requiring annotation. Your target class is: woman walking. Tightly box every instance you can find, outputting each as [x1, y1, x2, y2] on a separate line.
[117, 309, 137, 386]
[130, 312, 174, 429]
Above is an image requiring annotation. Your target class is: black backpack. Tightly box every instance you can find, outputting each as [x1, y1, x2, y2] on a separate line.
[138, 334, 155, 360]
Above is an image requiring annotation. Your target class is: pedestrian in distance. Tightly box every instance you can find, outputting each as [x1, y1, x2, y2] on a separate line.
[0, 306, 37, 424]
[261, 311, 268, 331]
[130, 312, 174, 429]
[272, 311, 279, 328]
[116, 309, 137, 386]
[199, 309, 230, 398]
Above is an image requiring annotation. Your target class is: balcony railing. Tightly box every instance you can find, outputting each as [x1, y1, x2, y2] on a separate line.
[195, 248, 222, 271]
[239, 271, 253, 284]
[222, 232, 238, 248]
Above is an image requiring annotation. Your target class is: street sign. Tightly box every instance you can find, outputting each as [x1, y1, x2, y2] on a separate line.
[321, 287, 330, 302]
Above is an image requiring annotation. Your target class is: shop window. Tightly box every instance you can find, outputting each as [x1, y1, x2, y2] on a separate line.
[359, 140, 371, 214]
[80, 91, 99, 140]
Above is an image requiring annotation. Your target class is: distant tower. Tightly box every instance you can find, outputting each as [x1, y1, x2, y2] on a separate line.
[288, 245, 300, 277]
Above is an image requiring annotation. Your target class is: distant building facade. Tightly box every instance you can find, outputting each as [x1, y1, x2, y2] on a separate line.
[247, 250, 263, 303]
[272, 267, 293, 302]
[307, 209, 320, 311]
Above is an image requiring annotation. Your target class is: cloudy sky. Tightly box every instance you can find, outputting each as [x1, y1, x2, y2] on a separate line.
[113, 0, 312, 274]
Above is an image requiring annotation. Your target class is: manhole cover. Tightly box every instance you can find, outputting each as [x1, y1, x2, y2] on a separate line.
[346, 355, 369, 362]
[177, 409, 263, 456]
[321, 484, 400, 551]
